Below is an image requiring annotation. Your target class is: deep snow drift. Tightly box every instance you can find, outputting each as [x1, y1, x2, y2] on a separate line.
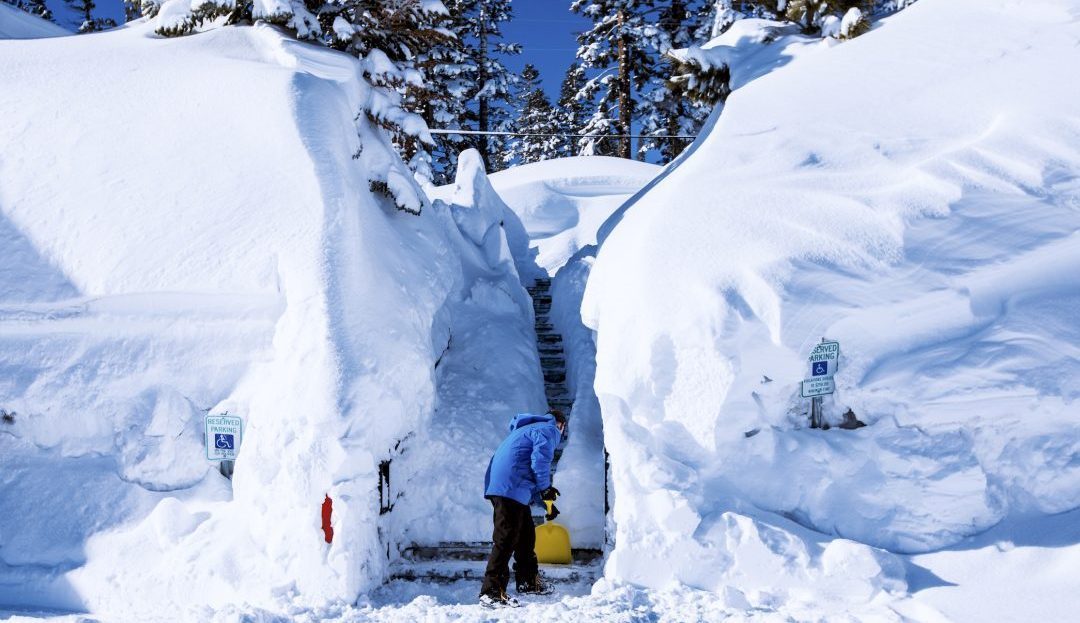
[0, 22, 540, 619]
[582, 0, 1080, 618]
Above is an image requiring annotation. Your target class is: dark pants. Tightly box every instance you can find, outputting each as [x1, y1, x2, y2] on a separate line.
[480, 496, 538, 596]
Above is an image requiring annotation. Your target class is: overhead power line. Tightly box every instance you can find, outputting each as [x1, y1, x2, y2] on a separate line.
[427, 128, 698, 140]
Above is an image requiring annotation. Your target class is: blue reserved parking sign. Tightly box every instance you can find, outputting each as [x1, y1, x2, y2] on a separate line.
[206, 414, 242, 460]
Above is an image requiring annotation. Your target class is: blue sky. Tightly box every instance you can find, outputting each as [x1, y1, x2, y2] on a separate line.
[61, 0, 586, 102]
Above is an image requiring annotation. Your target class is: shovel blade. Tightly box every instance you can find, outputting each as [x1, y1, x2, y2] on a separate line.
[535, 522, 572, 564]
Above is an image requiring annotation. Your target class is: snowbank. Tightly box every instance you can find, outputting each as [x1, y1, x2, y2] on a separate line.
[0, 4, 68, 39]
[583, 0, 1080, 613]
[489, 156, 660, 274]
[0, 22, 535, 619]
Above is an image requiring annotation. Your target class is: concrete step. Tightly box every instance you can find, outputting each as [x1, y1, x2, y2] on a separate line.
[533, 278, 551, 288]
[537, 334, 563, 344]
[535, 323, 555, 333]
[544, 370, 566, 384]
[545, 385, 569, 398]
[526, 286, 550, 295]
[538, 345, 564, 355]
[401, 543, 602, 563]
[389, 558, 600, 584]
[540, 356, 564, 368]
[532, 295, 552, 305]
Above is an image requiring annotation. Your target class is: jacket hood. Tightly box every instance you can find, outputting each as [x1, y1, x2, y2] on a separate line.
[509, 412, 554, 431]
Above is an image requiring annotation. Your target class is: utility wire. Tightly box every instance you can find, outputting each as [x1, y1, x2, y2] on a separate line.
[428, 128, 698, 140]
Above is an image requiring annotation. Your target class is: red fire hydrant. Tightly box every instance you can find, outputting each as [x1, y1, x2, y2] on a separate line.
[321, 494, 334, 544]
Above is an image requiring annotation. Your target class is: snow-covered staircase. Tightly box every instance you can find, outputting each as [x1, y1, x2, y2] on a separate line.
[529, 277, 573, 446]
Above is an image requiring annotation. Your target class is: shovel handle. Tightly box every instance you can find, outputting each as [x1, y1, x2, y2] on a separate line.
[544, 500, 553, 515]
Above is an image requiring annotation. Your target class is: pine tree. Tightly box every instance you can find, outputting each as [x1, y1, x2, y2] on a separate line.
[504, 64, 561, 166]
[324, 1, 456, 182]
[123, 0, 141, 22]
[556, 62, 589, 157]
[776, 0, 874, 33]
[4, 0, 54, 22]
[571, 0, 668, 160]
[637, 0, 713, 161]
[694, 0, 737, 40]
[442, 0, 521, 174]
[65, 0, 116, 32]
[407, 22, 471, 184]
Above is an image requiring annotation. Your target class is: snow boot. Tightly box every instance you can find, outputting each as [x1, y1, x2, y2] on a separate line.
[479, 590, 521, 608]
[516, 576, 554, 596]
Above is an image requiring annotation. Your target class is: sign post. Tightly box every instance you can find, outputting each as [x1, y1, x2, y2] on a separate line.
[804, 339, 840, 428]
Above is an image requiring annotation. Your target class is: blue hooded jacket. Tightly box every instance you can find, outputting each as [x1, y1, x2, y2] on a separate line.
[484, 413, 561, 506]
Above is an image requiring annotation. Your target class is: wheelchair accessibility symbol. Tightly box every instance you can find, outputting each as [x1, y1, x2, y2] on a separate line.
[215, 433, 235, 450]
[812, 361, 828, 377]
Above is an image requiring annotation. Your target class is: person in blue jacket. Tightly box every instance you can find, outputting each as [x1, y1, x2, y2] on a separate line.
[479, 409, 566, 607]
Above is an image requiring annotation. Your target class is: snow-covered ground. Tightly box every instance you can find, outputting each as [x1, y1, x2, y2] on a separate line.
[4, 0, 1080, 621]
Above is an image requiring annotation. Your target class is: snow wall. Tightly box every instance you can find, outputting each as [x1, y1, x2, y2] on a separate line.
[0, 24, 539, 618]
[582, 0, 1080, 612]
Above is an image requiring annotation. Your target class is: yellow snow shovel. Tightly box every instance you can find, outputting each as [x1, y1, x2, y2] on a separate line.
[535, 500, 572, 564]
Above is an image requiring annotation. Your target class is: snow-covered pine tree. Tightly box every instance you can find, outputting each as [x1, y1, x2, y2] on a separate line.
[65, 0, 116, 32]
[4, 0, 54, 22]
[571, 0, 667, 160]
[696, 0, 891, 41]
[408, 10, 471, 184]
[504, 64, 560, 166]
[665, 45, 731, 107]
[757, 0, 874, 34]
[693, 0, 737, 40]
[320, 1, 455, 182]
[123, 0, 140, 21]
[781, 0, 872, 33]
[637, 0, 712, 161]
[579, 96, 621, 157]
[556, 62, 589, 157]
[442, 0, 521, 174]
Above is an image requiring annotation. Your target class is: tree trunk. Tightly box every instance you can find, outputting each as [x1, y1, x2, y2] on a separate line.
[477, 3, 490, 170]
[616, 7, 633, 160]
[665, 109, 680, 162]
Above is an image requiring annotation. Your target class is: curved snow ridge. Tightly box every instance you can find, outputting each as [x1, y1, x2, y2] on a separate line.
[490, 156, 662, 273]
[580, 0, 1080, 610]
